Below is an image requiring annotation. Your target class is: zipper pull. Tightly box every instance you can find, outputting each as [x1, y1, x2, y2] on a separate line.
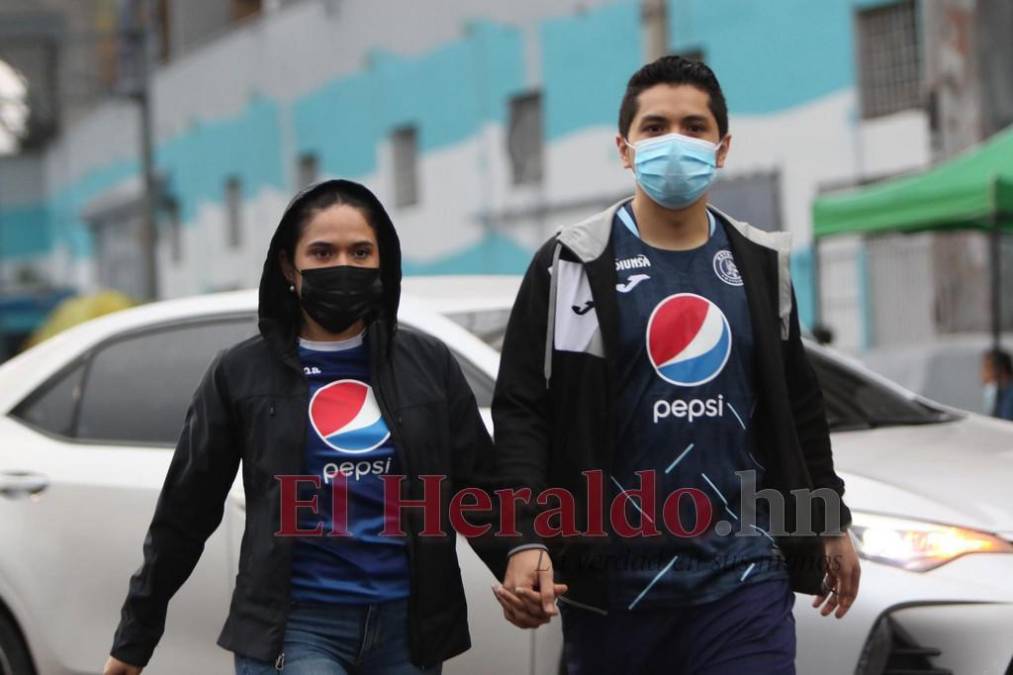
[274, 651, 285, 670]
[269, 402, 276, 416]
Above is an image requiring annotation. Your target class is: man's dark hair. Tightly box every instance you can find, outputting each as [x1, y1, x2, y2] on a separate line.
[985, 348, 1013, 377]
[618, 55, 728, 139]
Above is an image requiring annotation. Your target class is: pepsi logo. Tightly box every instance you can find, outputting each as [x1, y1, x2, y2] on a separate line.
[309, 379, 390, 454]
[646, 293, 731, 387]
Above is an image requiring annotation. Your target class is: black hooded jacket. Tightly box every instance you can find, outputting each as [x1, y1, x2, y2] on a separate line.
[491, 199, 853, 609]
[110, 179, 505, 668]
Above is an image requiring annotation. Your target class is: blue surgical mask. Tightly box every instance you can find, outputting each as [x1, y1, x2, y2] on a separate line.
[625, 132, 720, 209]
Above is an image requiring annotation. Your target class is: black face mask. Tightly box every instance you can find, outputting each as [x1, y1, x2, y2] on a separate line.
[296, 265, 383, 334]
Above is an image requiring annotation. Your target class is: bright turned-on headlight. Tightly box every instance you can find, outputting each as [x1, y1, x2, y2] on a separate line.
[849, 511, 1013, 572]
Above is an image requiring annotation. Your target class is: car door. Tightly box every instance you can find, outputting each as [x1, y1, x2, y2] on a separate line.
[415, 308, 565, 675]
[0, 314, 257, 674]
[405, 318, 563, 675]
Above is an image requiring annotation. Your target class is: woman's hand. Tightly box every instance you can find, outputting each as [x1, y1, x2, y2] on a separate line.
[812, 531, 861, 619]
[103, 655, 143, 674]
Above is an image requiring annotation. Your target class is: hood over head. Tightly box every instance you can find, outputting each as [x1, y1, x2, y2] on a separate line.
[257, 179, 402, 363]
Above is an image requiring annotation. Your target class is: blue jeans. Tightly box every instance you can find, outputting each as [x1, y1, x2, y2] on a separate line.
[233, 597, 441, 674]
[558, 577, 796, 675]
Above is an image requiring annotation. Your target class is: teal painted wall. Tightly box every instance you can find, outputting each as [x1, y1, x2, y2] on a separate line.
[402, 230, 534, 276]
[293, 21, 526, 178]
[47, 160, 138, 259]
[790, 246, 816, 331]
[0, 203, 51, 260]
[157, 95, 286, 224]
[1, 2, 873, 288]
[540, 0, 862, 140]
[668, 0, 856, 116]
[541, 2, 643, 141]
[1, 97, 285, 262]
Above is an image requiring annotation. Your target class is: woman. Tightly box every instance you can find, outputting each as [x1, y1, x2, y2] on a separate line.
[103, 179, 509, 674]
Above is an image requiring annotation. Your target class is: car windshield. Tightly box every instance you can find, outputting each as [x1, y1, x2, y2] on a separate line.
[445, 308, 957, 431]
[806, 349, 956, 430]
[444, 307, 512, 352]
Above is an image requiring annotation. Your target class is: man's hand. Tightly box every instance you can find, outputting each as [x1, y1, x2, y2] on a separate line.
[103, 655, 142, 675]
[492, 548, 568, 629]
[812, 531, 861, 619]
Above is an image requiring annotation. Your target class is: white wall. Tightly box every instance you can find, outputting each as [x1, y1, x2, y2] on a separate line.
[22, 0, 938, 346]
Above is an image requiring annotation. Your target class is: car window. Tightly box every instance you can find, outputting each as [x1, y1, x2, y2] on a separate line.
[73, 317, 258, 445]
[397, 321, 496, 408]
[443, 309, 957, 428]
[451, 351, 495, 408]
[11, 361, 87, 437]
[444, 309, 511, 352]
[807, 347, 953, 430]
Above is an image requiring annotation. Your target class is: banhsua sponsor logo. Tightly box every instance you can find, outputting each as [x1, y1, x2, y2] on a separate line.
[615, 254, 651, 271]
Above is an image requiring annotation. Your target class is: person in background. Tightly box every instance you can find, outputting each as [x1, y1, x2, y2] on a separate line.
[981, 348, 1013, 420]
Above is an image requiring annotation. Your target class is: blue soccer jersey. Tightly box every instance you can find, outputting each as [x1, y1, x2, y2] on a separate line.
[608, 201, 788, 610]
[289, 331, 410, 604]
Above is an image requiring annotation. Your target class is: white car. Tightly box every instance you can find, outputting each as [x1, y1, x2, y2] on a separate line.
[0, 277, 1010, 675]
[858, 332, 999, 414]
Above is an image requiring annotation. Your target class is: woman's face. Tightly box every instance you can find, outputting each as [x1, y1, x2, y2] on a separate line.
[284, 203, 379, 295]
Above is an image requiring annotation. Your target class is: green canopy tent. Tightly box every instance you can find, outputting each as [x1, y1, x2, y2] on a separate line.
[812, 124, 1013, 354]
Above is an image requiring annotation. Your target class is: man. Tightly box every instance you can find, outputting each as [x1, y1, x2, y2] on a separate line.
[491, 56, 860, 674]
[981, 348, 1013, 420]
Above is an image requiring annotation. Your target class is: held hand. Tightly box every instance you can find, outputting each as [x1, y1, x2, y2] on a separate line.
[103, 655, 143, 675]
[492, 548, 568, 629]
[812, 531, 861, 619]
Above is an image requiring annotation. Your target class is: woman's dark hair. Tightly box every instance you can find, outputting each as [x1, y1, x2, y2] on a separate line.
[985, 348, 1013, 377]
[260, 179, 401, 350]
[618, 55, 728, 139]
[278, 187, 380, 265]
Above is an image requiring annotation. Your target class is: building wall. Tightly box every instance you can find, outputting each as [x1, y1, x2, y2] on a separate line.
[0, 0, 935, 351]
[0, 153, 52, 284]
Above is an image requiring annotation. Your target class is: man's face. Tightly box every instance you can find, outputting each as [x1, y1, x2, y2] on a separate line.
[616, 83, 730, 170]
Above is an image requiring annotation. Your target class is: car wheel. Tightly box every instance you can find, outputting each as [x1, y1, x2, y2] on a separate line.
[0, 611, 34, 675]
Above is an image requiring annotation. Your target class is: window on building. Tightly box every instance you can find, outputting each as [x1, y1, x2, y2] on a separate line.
[391, 126, 419, 208]
[507, 91, 543, 186]
[225, 176, 242, 248]
[297, 152, 319, 188]
[231, 0, 263, 22]
[156, 0, 172, 63]
[856, 0, 922, 118]
[709, 171, 782, 232]
[164, 197, 182, 263]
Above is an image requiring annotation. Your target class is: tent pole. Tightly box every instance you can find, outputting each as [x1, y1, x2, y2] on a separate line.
[814, 236, 823, 330]
[990, 211, 1001, 356]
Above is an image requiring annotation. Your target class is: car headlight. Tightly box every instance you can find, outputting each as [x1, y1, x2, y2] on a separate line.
[849, 511, 1013, 572]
